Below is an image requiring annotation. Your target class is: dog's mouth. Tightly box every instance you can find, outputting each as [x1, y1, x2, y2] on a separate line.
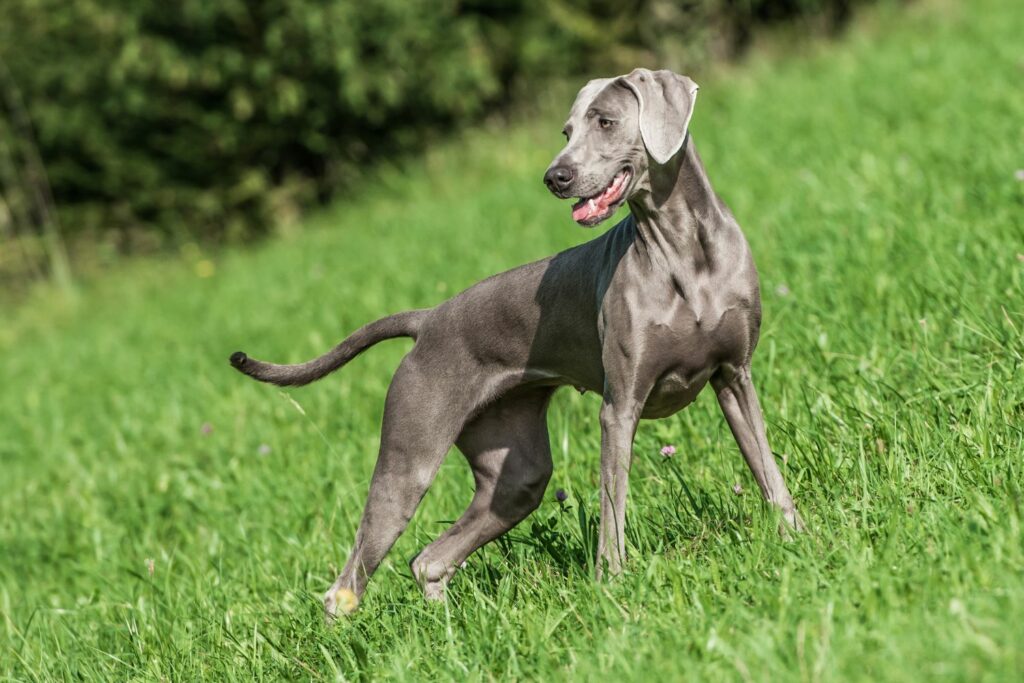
[571, 169, 632, 226]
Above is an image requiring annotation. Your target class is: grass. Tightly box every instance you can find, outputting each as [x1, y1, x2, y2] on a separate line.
[2, 0, 1023, 679]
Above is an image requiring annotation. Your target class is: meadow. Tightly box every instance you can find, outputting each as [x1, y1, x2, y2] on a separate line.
[1, 0, 1022, 679]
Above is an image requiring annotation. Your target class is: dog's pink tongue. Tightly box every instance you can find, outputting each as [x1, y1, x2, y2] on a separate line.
[572, 191, 611, 222]
[572, 171, 627, 222]
[572, 200, 600, 222]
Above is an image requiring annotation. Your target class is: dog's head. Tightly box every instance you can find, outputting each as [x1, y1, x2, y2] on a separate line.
[544, 68, 699, 227]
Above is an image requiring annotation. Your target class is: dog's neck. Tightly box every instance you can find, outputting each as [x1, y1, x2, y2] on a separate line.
[626, 135, 725, 270]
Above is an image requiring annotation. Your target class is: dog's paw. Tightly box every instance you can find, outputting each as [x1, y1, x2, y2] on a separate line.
[411, 557, 456, 600]
[423, 581, 447, 603]
[323, 587, 359, 623]
[790, 509, 807, 532]
[778, 507, 807, 540]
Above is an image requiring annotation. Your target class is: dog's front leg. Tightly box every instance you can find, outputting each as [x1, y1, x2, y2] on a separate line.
[596, 393, 643, 580]
[713, 366, 805, 533]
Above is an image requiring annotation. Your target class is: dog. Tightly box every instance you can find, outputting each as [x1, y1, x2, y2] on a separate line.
[230, 68, 804, 619]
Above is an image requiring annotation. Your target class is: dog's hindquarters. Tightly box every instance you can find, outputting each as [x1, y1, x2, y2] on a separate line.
[229, 309, 429, 387]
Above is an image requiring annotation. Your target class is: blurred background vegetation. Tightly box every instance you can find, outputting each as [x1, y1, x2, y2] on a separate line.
[0, 0, 873, 289]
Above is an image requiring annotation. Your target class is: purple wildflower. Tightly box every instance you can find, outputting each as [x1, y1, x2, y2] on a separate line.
[732, 482, 744, 495]
[660, 444, 677, 457]
[555, 489, 568, 503]
[200, 422, 213, 435]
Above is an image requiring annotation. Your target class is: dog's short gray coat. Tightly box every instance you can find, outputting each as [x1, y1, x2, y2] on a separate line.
[230, 68, 804, 618]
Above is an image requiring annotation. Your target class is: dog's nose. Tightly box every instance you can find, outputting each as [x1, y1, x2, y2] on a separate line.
[544, 166, 574, 193]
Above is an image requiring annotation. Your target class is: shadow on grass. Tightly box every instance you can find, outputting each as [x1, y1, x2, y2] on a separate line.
[432, 462, 757, 601]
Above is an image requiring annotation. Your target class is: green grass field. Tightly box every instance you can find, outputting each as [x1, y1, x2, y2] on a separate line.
[2, 0, 1023, 679]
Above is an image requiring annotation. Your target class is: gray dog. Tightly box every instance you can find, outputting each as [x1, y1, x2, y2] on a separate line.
[230, 68, 804, 618]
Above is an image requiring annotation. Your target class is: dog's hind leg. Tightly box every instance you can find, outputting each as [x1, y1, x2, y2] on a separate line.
[322, 358, 479, 620]
[410, 387, 555, 601]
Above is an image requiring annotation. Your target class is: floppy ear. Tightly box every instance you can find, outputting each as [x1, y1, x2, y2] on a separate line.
[617, 68, 699, 165]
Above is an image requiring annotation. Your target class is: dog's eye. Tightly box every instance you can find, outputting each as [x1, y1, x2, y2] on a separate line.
[599, 118, 614, 129]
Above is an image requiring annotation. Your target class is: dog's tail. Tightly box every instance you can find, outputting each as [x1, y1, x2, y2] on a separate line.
[229, 309, 428, 387]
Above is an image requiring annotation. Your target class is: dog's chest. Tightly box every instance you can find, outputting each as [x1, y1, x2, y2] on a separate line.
[643, 365, 713, 418]
[632, 289, 749, 418]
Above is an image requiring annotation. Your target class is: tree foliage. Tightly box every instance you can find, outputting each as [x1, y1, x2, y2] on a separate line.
[0, 0, 866, 248]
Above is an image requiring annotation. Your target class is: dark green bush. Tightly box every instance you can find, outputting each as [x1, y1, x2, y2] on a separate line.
[0, 0, 870, 252]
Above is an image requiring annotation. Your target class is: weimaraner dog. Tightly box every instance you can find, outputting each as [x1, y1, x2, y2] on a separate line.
[230, 68, 804, 619]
